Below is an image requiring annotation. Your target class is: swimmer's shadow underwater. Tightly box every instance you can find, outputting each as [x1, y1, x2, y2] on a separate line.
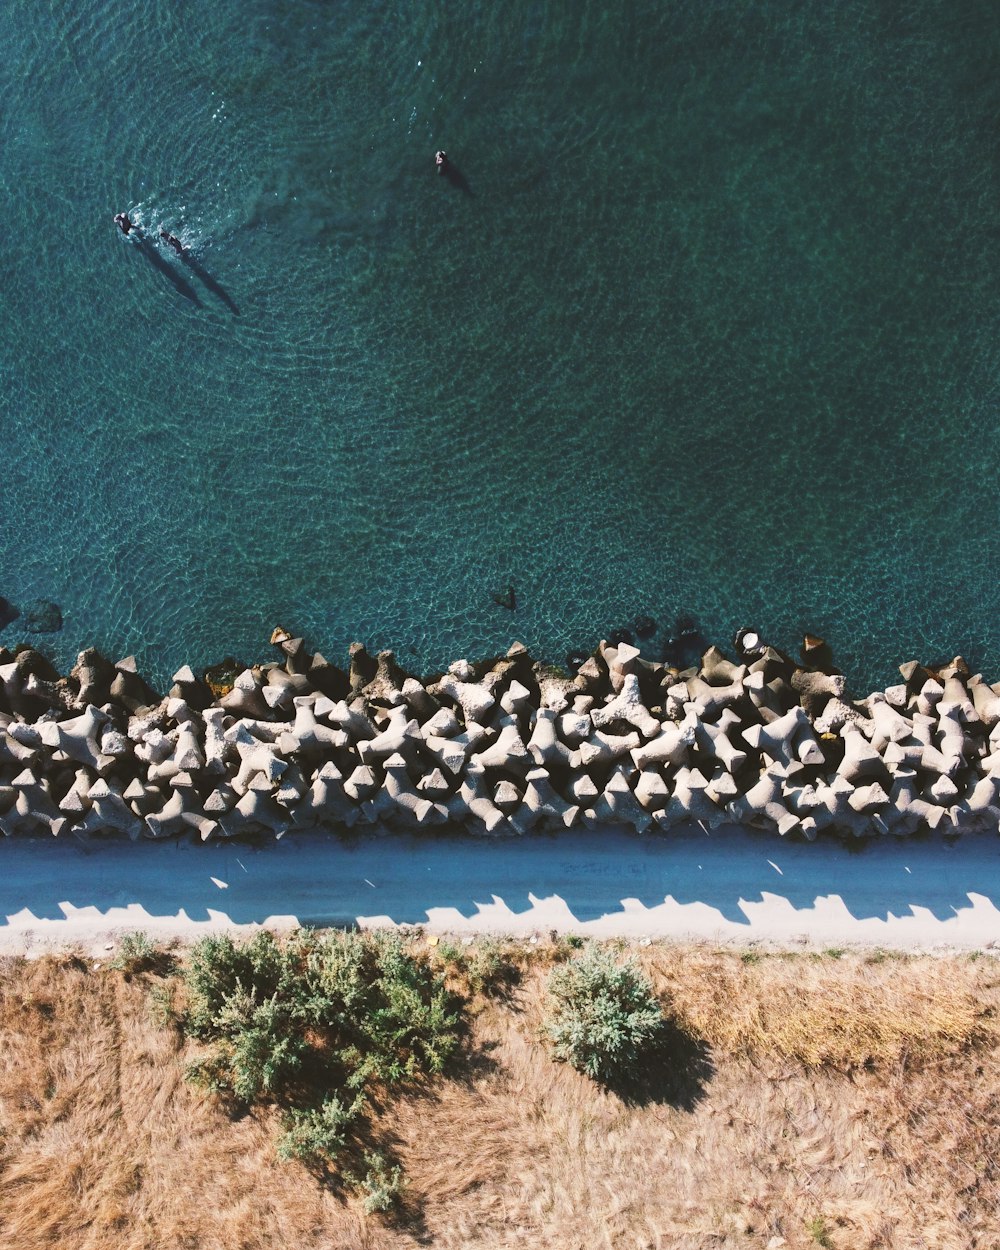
[130, 233, 241, 316]
[133, 236, 202, 307]
[163, 233, 241, 316]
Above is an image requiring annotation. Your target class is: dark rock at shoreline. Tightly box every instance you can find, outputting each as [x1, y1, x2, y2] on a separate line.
[71, 648, 116, 707]
[281, 636, 311, 676]
[634, 614, 657, 639]
[110, 658, 159, 713]
[14, 646, 59, 682]
[800, 633, 837, 674]
[306, 651, 350, 701]
[0, 597, 19, 631]
[23, 600, 62, 633]
[664, 617, 708, 668]
[348, 642, 377, 695]
[204, 657, 243, 698]
[169, 663, 214, 712]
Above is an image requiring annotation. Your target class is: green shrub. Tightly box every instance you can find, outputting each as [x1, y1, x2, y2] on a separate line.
[465, 937, 516, 996]
[544, 946, 664, 1085]
[277, 1094, 362, 1167]
[184, 931, 295, 1038]
[110, 931, 157, 974]
[177, 928, 463, 1196]
[210, 987, 308, 1102]
[361, 932, 459, 1079]
[351, 1149, 404, 1214]
[298, 929, 371, 1027]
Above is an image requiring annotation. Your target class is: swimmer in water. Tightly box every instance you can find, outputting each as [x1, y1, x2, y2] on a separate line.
[435, 149, 448, 174]
[159, 227, 184, 255]
[114, 212, 134, 235]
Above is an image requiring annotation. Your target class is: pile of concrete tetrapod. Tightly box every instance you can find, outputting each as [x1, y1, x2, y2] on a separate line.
[1, 630, 999, 841]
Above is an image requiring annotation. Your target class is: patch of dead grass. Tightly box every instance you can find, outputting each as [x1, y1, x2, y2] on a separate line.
[0, 942, 998, 1249]
[644, 946, 994, 1069]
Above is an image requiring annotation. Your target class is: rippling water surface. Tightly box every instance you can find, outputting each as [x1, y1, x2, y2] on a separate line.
[1, 1, 998, 690]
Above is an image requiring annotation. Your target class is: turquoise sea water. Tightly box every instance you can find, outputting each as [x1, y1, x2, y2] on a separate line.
[1, 0, 999, 692]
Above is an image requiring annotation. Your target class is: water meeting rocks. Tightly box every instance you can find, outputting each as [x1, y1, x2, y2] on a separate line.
[2, 634, 1000, 842]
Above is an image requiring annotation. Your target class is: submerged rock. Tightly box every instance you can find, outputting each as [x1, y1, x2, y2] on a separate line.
[23, 599, 62, 633]
[0, 597, 18, 631]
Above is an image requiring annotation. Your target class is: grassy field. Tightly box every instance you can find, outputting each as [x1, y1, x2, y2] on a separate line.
[0, 936, 997, 1249]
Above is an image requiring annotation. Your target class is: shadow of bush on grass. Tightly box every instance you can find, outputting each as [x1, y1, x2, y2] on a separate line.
[599, 1016, 715, 1111]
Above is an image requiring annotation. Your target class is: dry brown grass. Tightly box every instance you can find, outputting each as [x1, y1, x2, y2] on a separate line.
[646, 946, 994, 1069]
[1, 941, 999, 1249]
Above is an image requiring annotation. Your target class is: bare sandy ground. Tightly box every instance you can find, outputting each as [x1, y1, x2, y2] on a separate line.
[1, 825, 999, 955]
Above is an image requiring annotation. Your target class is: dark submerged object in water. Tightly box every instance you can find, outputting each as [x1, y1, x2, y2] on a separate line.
[492, 584, 517, 611]
[608, 628, 634, 647]
[23, 599, 62, 633]
[634, 614, 657, 639]
[434, 148, 474, 195]
[663, 614, 708, 668]
[566, 650, 590, 673]
[0, 597, 19, 631]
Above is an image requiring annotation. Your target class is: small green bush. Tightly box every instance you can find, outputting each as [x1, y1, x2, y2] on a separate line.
[277, 1095, 362, 1167]
[110, 931, 157, 974]
[465, 937, 512, 996]
[360, 932, 459, 1080]
[544, 946, 664, 1085]
[210, 987, 308, 1102]
[351, 1149, 404, 1214]
[184, 931, 295, 1038]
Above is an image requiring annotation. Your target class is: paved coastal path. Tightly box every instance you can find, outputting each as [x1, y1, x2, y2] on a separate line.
[1, 827, 999, 955]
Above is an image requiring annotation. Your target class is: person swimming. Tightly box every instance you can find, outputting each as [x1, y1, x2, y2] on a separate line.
[159, 227, 184, 255]
[435, 149, 448, 174]
[114, 212, 134, 235]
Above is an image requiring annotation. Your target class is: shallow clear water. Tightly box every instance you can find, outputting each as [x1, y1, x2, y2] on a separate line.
[1, 0, 999, 691]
